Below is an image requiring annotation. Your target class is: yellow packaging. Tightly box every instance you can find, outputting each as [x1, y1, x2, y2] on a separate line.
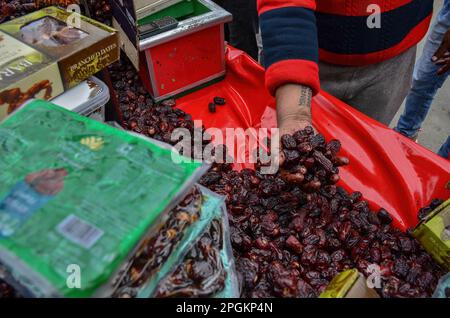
[320, 269, 380, 298]
[413, 199, 450, 270]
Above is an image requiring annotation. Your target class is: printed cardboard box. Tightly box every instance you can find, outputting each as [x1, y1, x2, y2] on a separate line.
[0, 6, 119, 120]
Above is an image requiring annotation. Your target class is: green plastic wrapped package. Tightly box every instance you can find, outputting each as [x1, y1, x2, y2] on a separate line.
[0, 100, 208, 297]
[113, 185, 239, 298]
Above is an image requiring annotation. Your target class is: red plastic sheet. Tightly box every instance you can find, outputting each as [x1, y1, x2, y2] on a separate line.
[175, 46, 450, 231]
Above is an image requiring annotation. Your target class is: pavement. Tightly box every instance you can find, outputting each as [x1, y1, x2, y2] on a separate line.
[389, 0, 450, 154]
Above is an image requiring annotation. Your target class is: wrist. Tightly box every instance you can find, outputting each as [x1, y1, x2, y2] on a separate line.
[278, 109, 311, 125]
[276, 84, 312, 123]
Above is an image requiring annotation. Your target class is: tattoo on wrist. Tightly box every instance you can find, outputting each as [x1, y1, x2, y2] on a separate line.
[298, 86, 312, 107]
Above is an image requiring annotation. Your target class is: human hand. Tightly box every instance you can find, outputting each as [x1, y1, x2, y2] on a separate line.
[275, 84, 314, 170]
[276, 83, 313, 136]
[432, 27, 450, 75]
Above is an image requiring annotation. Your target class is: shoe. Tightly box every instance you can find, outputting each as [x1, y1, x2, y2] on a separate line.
[394, 127, 419, 143]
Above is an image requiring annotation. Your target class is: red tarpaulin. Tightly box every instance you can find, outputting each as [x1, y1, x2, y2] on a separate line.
[175, 46, 450, 231]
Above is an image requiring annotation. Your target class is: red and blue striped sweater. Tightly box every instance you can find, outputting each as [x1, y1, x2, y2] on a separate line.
[258, 0, 434, 96]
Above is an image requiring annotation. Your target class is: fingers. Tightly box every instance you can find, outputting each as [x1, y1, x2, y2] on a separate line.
[437, 61, 450, 75]
[433, 51, 450, 75]
[432, 29, 450, 74]
[432, 39, 449, 62]
[434, 52, 450, 64]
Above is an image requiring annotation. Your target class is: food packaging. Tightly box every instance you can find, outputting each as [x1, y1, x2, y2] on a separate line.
[433, 273, 450, 298]
[0, 99, 209, 297]
[319, 269, 380, 298]
[413, 199, 450, 270]
[113, 185, 239, 298]
[154, 185, 239, 298]
[112, 0, 231, 101]
[0, 6, 119, 120]
[52, 77, 110, 122]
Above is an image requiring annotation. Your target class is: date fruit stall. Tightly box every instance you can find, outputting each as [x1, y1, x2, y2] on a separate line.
[0, 1, 449, 298]
[114, 46, 449, 298]
[172, 47, 450, 231]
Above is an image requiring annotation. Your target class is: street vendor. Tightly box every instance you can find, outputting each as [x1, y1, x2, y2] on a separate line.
[257, 0, 435, 135]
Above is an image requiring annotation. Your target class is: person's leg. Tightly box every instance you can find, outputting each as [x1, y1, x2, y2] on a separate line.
[348, 46, 417, 125]
[437, 136, 450, 159]
[319, 46, 417, 125]
[222, 0, 259, 61]
[395, 3, 450, 138]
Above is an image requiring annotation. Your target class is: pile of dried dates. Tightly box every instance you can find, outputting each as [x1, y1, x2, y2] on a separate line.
[0, 1, 112, 25]
[86, 0, 112, 25]
[0, 1, 77, 23]
[108, 56, 446, 298]
[109, 58, 209, 150]
[114, 186, 203, 298]
[201, 130, 446, 298]
[0, 279, 21, 298]
[155, 219, 226, 298]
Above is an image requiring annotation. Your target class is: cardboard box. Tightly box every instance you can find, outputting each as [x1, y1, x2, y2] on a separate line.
[413, 199, 450, 271]
[320, 269, 380, 298]
[0, 6, 119, 120]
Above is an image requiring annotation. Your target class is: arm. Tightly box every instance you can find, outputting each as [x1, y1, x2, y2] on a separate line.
[258, 0, 319, 131]
[276, 84, 312, 135]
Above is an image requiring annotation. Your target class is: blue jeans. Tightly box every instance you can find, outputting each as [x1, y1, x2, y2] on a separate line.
[395, 0, 450, 158]
[437, 136, 450, 158]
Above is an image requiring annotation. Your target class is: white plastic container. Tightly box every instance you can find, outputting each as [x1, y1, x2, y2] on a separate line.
[52, 77, 110, 122]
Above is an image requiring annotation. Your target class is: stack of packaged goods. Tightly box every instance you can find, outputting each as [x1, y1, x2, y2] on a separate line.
[0, 6, 119, 120]
[0, 99, 237, 297]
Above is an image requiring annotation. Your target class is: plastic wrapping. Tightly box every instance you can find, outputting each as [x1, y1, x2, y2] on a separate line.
[433, 273, 450, 298]
[154, 185, 239, 298]
[0, 99, 208, 297]
[113, 184, 211, 297]
[174, 46, 450, 232]
[113, 184, 239, 298]
[413, 199, 450, 270]
[319, 269, 379, 298]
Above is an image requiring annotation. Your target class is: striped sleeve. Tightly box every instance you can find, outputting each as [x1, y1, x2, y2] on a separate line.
[258, 0, 320, 96]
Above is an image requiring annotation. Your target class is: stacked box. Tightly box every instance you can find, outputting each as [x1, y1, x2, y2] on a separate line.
[0, 7, 119, 120]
